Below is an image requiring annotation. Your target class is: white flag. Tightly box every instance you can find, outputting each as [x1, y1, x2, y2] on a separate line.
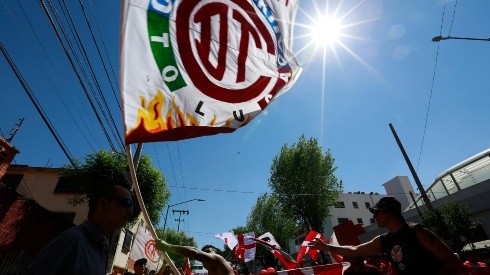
[257, 232, 281, 250]
[215, 231, 238, 250]
[120, 0, 301, 144]
[129, 226, 162, 271]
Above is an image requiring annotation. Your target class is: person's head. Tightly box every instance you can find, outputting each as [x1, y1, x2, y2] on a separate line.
[88, 183, 134, 234]
[134, 258, 148, 275]
[202, 244, 221, 255]
[369, 197, 404, 227]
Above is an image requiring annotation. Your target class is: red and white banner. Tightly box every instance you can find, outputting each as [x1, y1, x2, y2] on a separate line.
[215, 231, 238, 250]
[120, 0, 301, 144]
[235, 232, 256, 263]
[129, 225, 162, 271]
[296, 231, 326, 263]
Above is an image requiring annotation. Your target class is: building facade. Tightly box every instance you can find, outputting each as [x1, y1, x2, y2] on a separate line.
[290, 176, 415, 254]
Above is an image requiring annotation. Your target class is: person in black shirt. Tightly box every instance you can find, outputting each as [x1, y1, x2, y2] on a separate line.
[308, 197, 463, 274]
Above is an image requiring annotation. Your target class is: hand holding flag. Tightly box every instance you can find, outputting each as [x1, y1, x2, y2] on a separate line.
[297, 231, 326, 263]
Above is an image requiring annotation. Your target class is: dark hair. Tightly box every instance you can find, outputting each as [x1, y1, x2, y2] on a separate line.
[202, 245, 221, 255]
[87, 182, 132, 217]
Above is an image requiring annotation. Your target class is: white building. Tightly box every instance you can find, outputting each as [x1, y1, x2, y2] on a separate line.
[325, 176, 414, 238]
[290, 176, 416, 254]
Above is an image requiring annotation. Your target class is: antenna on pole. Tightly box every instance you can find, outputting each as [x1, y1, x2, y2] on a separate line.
[2, 118, 25, 143]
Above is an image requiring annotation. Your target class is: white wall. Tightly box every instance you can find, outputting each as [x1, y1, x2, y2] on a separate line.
[14, 167, 88, 224]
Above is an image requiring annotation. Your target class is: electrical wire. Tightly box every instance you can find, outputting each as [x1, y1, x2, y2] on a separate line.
[57, 0, 124, 150]
[0, 41, 78, 169]
[13, 0, 98, 152]
[416, 1, 448, 171]
[40, 0, 118, 152]
[76, 0, 121, 110]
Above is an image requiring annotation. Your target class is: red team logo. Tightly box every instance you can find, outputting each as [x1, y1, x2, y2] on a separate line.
[144, 240, 161, 263]
[175, 0, 281, 103]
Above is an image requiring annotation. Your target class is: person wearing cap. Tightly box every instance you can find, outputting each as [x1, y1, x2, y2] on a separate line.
[308, 196, 464, 274]
[155, 241, 235, 275]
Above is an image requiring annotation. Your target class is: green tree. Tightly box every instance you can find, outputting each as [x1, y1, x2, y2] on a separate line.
[156, 228, 197, 268]
[63, 150, 170, 224]
[268, 135, 342, 232]
[244, 194, 296, 269]
[246, 194, 296, 252]
[421, 201, 479, 251]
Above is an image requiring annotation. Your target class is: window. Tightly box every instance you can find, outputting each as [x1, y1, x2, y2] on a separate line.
[352, 202, 358, 209]
[334, 201, 345, 208]
[2, 174, 23, 190]
[122, 230, 134, 253]
[370, 218, 376, 224]
[365, 202, 371, 208]
[53, 177, 82, 194]
[337, 218, 348, 224]
[357, 218, 363, 224]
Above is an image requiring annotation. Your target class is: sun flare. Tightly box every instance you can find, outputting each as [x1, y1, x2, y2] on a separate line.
[310, 16, 342, 46]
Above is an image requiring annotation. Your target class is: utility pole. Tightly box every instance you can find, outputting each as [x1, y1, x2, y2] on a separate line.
[389, 123, 433, 211]
[172, 209, 189, 232]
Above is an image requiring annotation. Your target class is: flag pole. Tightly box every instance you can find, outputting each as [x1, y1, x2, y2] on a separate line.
[125, 143, 181, 275]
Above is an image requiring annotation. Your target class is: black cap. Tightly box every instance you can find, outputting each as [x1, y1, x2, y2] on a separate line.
[369, 197, 401, 214]
[135, 258, 147, 267]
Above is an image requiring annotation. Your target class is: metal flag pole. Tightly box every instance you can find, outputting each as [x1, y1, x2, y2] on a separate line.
[125, 143, 181, 275]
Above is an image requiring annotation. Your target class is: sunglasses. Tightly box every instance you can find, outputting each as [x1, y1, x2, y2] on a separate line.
[106, 197, 133, 208]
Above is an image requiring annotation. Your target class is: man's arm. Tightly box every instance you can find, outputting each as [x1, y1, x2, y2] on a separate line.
[155, 240, 222, 268]
[308, 236, 382, 257]
[414, 225, 464, 274]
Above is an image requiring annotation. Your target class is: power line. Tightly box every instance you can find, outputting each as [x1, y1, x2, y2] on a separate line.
[76, 0, 121, 109]
[13, 0, 98, 151]
[416, 0, 449, 171]
[0, 41, 78, 169]
[40, 0, 119, 152]
[56, 0, 124, 150]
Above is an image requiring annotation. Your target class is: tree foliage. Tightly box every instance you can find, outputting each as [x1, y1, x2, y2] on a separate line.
[63, 150, 170, 224]
[156, 228, 197, 268]
[268, 135, 342, 232]
[246, 194, 296, 252]
[421, 201, 479, 251]
[244, 194, 296, 269]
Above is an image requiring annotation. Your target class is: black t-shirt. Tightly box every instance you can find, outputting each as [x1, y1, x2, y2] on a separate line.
[380, 223, 442, 275]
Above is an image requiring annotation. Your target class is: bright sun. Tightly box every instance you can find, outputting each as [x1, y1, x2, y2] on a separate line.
[310, 16, 342, 46]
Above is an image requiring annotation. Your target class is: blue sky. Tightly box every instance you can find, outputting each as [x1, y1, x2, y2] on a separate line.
[1, 0, 489, 250]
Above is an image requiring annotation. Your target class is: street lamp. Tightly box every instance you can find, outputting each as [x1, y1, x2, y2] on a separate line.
[162, 198, 205, 233]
